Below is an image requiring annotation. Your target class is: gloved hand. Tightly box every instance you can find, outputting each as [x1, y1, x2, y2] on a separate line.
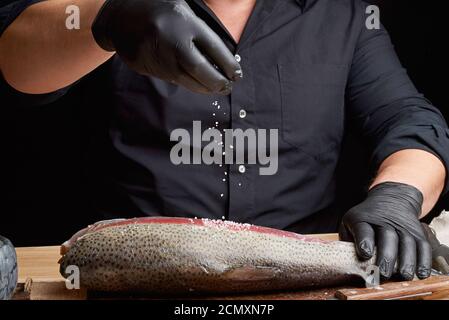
[92, 0, 242, 95]
[422, 223, 449, 274]
[339, 182, 432, 281]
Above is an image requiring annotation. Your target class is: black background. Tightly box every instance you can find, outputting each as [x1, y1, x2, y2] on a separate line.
[3, 0, 449, 246]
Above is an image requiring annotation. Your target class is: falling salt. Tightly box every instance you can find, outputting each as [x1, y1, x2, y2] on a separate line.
[220, 194, 224, 197]
[238, 183, 242, 186]
[213, 113, 216, 116]
[223, 178, 226, 182]
[221, 216, 226, 220]
[224, 172, 228, 175]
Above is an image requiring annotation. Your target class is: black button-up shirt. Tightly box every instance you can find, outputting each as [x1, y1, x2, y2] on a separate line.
[2, 0, 449, 233]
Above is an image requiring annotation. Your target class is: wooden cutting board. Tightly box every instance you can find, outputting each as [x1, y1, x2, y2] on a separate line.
[16, 246, 63, 283]
[12, 233, 449, 300]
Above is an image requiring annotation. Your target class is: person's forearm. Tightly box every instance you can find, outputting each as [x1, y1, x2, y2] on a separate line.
[371, 149, 446, 217]
[0, 0, 114, 94]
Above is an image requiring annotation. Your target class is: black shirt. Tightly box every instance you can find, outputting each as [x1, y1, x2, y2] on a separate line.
[2, 0, 449, 234]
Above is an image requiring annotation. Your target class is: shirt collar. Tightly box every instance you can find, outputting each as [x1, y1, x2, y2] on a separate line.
[187, 0, 306, 50]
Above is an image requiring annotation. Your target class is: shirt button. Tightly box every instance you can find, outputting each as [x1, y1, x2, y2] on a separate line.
[238, 165, 246, 174]
[239, 109, 247, 119]
[235, 54, 242, 63]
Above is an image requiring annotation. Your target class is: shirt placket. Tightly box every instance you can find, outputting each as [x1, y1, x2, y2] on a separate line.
[188, 0, 284, 222]
[227, 50, 257, 222]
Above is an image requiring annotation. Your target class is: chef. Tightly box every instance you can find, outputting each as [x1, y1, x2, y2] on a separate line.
[1, 0, 449, 281]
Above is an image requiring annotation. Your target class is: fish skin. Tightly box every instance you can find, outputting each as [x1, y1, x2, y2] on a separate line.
[59, 217, 375, 294]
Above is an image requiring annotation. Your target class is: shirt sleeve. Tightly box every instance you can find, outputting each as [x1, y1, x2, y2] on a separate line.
[0, 0, 72, 106]
[346, 19, 449, 195]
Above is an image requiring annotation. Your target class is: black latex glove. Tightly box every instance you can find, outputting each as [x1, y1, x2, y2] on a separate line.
[422, 223, 449, 274]
[339, 182, 432, 281]
[0, 236, 18, 300]
[92, 0, 242, 95]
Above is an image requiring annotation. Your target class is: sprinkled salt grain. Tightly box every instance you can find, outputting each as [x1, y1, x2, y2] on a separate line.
[213, 113, 216, 116]
[221, 216, 226, 220]
[220, 194, 224, 197]
[201, 218, 253, 231]
[222, 178, 226, 182]
[224, 172, 228, 175]
[229, 145, 234, 149]
[238, 183, 242, 186]
[217, 106, 221, 109]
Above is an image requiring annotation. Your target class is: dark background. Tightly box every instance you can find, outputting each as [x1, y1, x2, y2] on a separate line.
[3, 0, 449, 246]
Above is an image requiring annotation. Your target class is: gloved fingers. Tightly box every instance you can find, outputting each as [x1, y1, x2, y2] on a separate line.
[416, 238, 432, 279]
[397, 232, 416, 280]
[421, 223, 441, 249]
[194, 21, 243, 82]
[338, 222, 352, 242]
[420, 223, 449, 275]
[141, 61, 201, 93]
[174, 72, 214, 95]
[350, 222, 375, 260]
[178, 44, 233, 94]
[376, 227, 399, 279]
